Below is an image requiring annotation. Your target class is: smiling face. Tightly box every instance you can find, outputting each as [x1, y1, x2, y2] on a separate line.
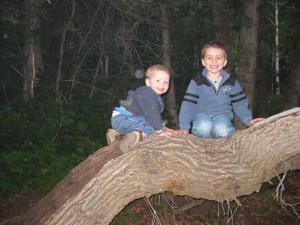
[145, 70, 170, 95]
[201, 47, 227, 77]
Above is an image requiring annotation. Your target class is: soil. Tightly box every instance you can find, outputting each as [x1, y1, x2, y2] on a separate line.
[1, 170, 300, 225]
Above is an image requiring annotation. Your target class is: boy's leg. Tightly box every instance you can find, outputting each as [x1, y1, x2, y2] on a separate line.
[192, 113, 213, 138]
[112, 114, 154, 137]
[119, 131, 143, 153]
[112, 114, 154, 153]
[211, 114, 235, 138]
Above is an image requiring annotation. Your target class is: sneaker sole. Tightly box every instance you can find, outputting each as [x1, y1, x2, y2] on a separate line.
[119, 132, 139, 153]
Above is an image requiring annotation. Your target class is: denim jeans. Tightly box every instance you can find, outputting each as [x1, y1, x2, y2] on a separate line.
[111, 113, 154, 138]
[192, 113, 235, 138]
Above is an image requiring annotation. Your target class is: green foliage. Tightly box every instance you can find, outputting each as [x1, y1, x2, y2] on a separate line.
[111, 207, 141, 225]
[111, 208, 130, 224]
[250, 183, 276, 203]
[0, 97, 111, 194]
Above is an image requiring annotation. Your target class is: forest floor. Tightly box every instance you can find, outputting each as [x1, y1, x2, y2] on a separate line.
[0, 170, 300, 225]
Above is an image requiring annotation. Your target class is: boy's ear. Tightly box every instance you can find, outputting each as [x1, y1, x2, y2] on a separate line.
[201, 58, 205, 66]
[145, 78, 150, 86]
[223, 58, 228, 67]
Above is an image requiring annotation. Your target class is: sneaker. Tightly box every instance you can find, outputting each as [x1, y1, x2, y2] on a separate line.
[119, 131, 141, 153]
[106, 129, 121, 145]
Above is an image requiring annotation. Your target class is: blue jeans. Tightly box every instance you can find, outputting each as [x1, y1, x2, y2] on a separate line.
[111, 114, 154, 138]
[192, 113, 235, 138]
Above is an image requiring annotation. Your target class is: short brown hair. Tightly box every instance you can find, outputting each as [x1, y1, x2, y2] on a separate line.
[145, 64, 171, 79]
[201, 41, 227, 59]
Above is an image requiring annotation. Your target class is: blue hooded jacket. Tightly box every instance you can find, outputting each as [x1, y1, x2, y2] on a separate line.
[119, 86, 164, 131]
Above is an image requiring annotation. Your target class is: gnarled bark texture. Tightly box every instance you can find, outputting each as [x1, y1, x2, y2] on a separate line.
[1, 108, 300, 225]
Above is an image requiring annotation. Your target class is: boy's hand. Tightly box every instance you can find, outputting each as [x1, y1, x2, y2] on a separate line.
[247, 118, 264, 126]
[158, 131, 170, 137]
[175, 130, 189, 136]
[162, 127, 176, 136]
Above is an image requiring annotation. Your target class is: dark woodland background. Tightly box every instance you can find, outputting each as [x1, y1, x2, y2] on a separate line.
[0, 0, 299, 223]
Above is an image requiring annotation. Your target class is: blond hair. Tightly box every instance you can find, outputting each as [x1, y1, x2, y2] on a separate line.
[201, 41, 227, 59]
[145, 64, 171, 79]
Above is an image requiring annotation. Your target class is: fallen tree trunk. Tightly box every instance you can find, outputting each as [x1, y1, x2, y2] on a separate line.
[2, 108, 300, 225]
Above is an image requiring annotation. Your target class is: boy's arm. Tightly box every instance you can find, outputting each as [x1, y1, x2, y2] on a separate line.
[179, 79, 199, 131]
[230, 80, 253, 126]
[138, 93, 164, 132]
[160, 126, 176, 136]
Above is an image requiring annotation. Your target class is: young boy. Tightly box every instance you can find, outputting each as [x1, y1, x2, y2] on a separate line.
[107, 64, 175, 153]
[177, 41, 263, 138]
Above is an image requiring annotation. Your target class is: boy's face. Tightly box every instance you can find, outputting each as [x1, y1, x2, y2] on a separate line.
[201, 47, 227, 75]
[145, 70, 170, 95]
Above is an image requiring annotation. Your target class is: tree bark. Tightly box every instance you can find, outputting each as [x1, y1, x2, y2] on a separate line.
[235, 0, 262, 129]
[238, 0, 261, 107]
[1, 108, 300, 225]
[159, 0, 179, 129]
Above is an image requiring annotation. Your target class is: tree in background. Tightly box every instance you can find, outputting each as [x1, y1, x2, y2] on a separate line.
[1, 0, 299, 108]
[55, 0, 75, 98]
[23, 0, 44, 101]
[212, 0, 233, 72]
[238, 0, 262, 108]
[159, 0, 179, 128]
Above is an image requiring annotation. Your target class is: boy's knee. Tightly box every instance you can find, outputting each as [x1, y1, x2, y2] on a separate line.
[192, 126, 212, 138]
[213, 125, 235, 138]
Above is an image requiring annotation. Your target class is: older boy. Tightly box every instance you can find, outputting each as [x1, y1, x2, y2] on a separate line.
[178, 41, 263, 138]
[108, 64, 175, 152]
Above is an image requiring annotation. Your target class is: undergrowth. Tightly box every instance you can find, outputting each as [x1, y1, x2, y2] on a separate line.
[0, 97, 112, 194]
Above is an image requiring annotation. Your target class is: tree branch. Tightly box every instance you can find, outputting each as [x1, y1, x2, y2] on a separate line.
[1, 108, 300, 225]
